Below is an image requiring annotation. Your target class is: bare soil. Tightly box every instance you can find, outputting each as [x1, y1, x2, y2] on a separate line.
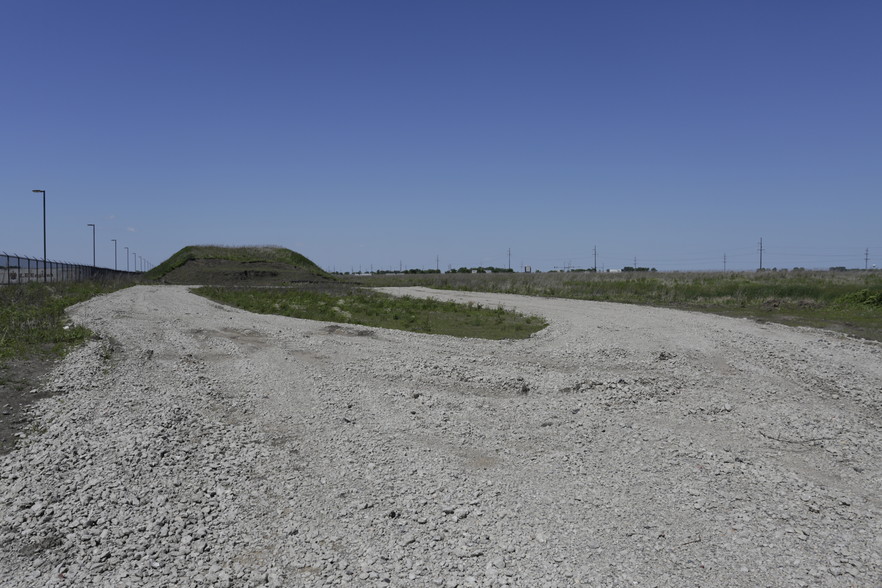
[0, 357, 61, 455]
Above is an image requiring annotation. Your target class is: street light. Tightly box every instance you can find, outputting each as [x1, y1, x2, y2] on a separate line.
[111, 239, 117, 270]
[32, 190, 46, 281]
[132, 252, 136, 272]
[125, 246, 129, 272]
[87, 224, 96, 267]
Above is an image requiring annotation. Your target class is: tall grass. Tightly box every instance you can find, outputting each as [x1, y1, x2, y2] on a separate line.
[353, 270, 882, 340]
[357, 270, 882, 305]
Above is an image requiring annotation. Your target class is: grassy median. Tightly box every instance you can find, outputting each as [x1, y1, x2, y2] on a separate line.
[194, 284, 546, 340]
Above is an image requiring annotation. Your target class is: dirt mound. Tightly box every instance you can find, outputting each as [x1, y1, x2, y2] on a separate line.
[147, 245, 332, 286]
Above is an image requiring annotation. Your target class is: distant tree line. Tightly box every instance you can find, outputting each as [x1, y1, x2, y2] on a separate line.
[446, 267, 515, 274]
[399, 268, 441, 275]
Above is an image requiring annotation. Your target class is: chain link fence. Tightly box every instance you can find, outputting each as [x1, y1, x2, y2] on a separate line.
[1, 252, 138, 285]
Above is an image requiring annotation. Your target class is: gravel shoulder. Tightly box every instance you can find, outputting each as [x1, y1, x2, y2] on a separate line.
[2, 284, 882, 587]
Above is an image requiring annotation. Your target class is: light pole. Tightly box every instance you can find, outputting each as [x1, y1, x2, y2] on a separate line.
[125, 246, 129, 271]
[111, 239, 117, 270]
[87, 224, 96, 267]
[132, 252, 137, 272]
[32, 190, 46, 281]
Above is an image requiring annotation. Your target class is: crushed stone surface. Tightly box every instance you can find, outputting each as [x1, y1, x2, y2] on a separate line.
[2, 284, 882, 587]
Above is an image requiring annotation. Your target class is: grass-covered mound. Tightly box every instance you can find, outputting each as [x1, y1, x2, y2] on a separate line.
[146, 245, 332, 285]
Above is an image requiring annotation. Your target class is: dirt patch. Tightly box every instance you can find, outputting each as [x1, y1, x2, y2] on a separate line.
[322, 325, 375, 337]
[0, 357, 60, 455]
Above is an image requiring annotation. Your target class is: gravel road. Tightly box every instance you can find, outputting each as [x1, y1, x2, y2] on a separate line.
[2, 285, 882, 587]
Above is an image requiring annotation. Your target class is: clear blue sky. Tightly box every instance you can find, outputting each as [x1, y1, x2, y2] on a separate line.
[2, 1, 880, 272]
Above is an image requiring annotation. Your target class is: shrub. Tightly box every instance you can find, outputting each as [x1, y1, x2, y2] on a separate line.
[838, 289, 882, 307]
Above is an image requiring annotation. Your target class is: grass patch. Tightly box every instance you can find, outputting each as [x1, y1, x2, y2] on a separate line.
[193, 284, 546, 340]
[351, 270, 882, 341]
[0, 280, 132, 360]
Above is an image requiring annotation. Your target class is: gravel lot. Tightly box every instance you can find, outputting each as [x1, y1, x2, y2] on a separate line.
[2, 284, 882, 587]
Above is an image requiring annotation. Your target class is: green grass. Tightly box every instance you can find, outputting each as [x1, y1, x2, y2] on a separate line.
[193, 284, 546, 340]
[145, 244, 331, 281]
[350, 270, 882, 341]
[0, 280, 132, 360]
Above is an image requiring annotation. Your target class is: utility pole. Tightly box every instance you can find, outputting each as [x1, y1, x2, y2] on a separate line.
[125, 246, 129, 271]
[633, 256, 637, 268]
[111, 239, 117, 270]
[866, 248, 870, 270]
[723, 253, 727, 272]
[436, 255, 439, 271]
[87, 224, 96, 267]
[593, 246, 597, 272]
[508, 248, 511, 270]
[32, 190, 47, 281]
[758, 238, 764, 270]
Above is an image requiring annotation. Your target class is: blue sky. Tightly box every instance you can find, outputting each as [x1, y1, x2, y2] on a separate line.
[2, 1, 880, 272]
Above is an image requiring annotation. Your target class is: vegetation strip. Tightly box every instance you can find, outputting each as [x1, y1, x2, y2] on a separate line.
[353, 270, 882, 341]
[193, 285, 546, 340]
[0, 281, 133, 360]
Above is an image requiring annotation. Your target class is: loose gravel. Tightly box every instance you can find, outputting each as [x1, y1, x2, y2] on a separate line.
[2, 284, 882, 587]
